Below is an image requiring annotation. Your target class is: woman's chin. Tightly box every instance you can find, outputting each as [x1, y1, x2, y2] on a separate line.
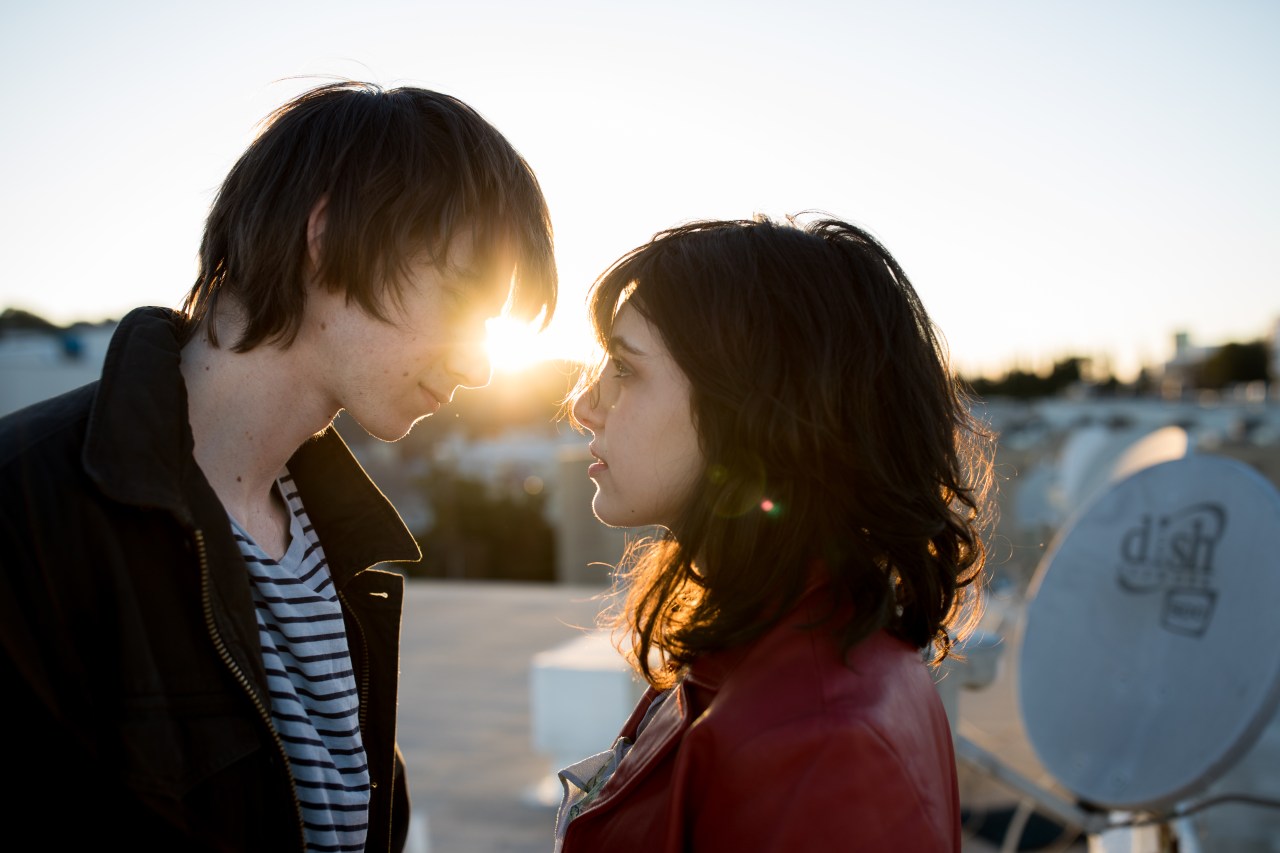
[591, 496, 636, 530]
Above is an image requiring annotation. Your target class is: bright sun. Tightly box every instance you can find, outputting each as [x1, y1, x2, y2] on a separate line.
[484, 317, 539, 372]
[485, 314, 597, 373]
[487, 315, 581, 373]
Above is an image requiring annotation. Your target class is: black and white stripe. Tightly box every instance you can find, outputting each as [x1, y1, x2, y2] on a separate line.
[231, 471, 370, 853]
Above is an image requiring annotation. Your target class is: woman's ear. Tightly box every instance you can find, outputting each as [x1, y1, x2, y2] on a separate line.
[306, 195, 329, 273]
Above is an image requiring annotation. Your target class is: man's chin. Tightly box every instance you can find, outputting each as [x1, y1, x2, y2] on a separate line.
[345, 411, 420, 444]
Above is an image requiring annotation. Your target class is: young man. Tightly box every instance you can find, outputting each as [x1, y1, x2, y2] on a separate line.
[0, 82, 555, 851]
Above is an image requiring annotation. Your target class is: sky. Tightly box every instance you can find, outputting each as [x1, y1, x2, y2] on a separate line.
[1, 0, 1276, 380]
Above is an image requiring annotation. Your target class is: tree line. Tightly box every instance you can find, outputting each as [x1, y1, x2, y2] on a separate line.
[964, 340, 1272, 400]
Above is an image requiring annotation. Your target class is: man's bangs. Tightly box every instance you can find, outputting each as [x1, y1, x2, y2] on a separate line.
[471, 216, 554, 329]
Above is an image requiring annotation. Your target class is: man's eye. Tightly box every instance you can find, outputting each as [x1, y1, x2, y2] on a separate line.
[443, 287, 469, 309]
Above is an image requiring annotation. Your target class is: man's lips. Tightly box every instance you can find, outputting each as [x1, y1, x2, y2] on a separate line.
[419, 384, 444, 414]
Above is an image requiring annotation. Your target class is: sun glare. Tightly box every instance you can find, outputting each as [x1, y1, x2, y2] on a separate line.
[485, 313, 598, 374]
[485, 316, 553, 373]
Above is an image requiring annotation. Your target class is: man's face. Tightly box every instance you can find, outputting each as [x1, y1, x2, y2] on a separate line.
[305, 239, 511, 441]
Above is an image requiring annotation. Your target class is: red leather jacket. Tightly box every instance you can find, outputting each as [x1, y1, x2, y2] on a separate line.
[561, 592, 960, 852]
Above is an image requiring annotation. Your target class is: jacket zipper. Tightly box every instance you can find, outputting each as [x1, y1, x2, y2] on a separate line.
[336, 588, 373, 752]
[195, 528, 306, 852]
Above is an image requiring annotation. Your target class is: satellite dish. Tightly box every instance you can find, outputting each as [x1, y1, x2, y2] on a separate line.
[1054, 424, 1189, 520]
[1018, 454, 1280, 810]
[1105, 425, 1189, 486]
[1054, 424, 1145, 512]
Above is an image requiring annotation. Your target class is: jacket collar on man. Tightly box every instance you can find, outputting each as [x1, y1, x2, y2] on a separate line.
[81, 306, 421, 583]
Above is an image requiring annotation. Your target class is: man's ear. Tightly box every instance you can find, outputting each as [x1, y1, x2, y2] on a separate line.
[306, 195, 329, 272]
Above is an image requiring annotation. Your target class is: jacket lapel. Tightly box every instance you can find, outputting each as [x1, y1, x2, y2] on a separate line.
[581, 682, 694, 815]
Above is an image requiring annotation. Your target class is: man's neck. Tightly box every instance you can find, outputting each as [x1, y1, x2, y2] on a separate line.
[180, 326, 338, 560]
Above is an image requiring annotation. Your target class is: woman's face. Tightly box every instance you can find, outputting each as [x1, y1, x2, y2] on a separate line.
[572, 302, 704, 530]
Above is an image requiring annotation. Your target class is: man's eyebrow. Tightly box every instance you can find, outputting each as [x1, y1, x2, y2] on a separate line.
[447, 263, 484, 283]
[608, 334, 645, 357]
[445, 262, 512, 309]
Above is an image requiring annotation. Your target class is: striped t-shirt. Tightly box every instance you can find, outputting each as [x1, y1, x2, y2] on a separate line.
[230, 471, 371, 853]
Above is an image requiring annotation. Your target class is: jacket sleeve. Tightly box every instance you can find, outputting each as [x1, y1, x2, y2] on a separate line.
[681, 720, 957, 853]
[0, 471, 191, 844]
[0, 464, 98, 746]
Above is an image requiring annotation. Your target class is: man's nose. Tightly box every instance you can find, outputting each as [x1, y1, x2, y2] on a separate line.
[445, 342, 492, 391]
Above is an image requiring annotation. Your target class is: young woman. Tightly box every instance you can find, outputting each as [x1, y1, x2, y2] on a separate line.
[557, 215, 994, 852]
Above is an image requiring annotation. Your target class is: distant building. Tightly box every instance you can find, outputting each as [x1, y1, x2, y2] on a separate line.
[0, 320, 116, 417]
[388, 426, 627, 585]
[1161, 330, 1216, 399]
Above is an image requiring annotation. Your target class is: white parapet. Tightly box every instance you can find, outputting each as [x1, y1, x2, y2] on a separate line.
[528, 630, 648, 805]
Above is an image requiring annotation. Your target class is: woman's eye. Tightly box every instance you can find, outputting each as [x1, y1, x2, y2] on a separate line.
[609, 357, 631, 379]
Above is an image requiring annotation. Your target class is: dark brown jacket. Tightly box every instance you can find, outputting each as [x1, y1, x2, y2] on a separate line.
[0, 307, 420, 850]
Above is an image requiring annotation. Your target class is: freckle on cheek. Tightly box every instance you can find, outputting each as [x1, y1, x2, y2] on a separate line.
[321, 322, 327, 331]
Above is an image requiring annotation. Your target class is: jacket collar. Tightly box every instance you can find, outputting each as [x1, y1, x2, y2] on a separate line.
[82, 307, 421, 583]
[579, 583, 843, 816]
[582, 622, 778, 814]
[287, 429, 421, 582]
[581, 681, 695, 816]
[83, 307, 199, 518]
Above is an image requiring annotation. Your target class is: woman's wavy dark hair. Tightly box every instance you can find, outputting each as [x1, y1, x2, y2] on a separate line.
[183, 81, 556, 351]
[569, 214, 994, 689]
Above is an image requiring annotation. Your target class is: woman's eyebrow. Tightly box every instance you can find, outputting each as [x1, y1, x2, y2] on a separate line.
[608, 334, 646, 357]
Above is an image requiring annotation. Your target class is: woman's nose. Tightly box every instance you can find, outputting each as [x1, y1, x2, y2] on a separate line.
[572, 382, 602, 431]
